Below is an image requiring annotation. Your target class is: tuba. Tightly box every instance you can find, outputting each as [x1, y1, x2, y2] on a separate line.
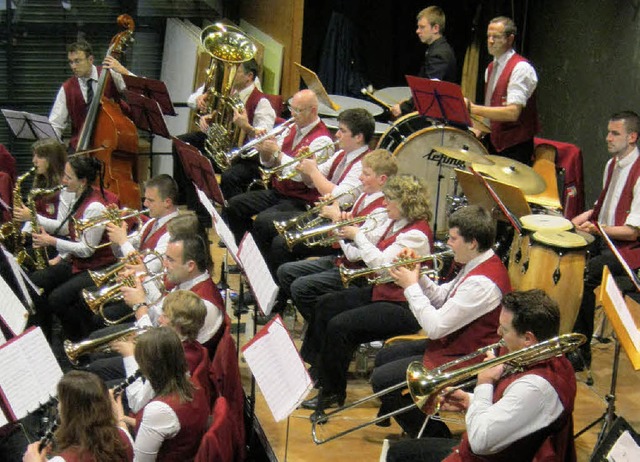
[200, 23, 257, 171]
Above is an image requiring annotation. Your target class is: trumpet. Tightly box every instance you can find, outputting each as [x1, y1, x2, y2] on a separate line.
[339, 250, 454, 287]
[82, 271, 166, 326]
[258, 140, 339, 186]
[311, 332, 586, 444]
[88, 249, 164, 286]
[64, 326, 149, 365]
[74, 207, 149, 249]
[283, 209, 386, 250]
[273, 185, 361, 235]
[227, 117, 295, 161]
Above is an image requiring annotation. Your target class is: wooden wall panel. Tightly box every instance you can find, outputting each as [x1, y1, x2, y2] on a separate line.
[239, 0, 303, 98]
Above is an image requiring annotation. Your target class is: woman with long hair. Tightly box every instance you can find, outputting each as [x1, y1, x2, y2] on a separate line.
[22, 370, 133, 462]
[113, 326, 209, 461]
[29, 155, 118, 342]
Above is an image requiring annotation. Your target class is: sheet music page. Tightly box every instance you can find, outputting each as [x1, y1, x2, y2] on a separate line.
[607, 429, 640, 461]
[0, 408, 8, 427]
[0, 328, 5, 346]
[242, 317, 313, 421]
[0, 274, 29, 336]
[606, 273, 640, 351]
[238, 234, 278, 315]
[2, 245, 35, 313]
[195, 187, 240, 260]
[0, 328, 62, 420]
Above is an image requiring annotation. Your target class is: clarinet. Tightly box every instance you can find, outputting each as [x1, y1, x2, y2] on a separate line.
[35, 395, 59, 452]
[112, 370, 143, 398]
[38, 418, 59, 452]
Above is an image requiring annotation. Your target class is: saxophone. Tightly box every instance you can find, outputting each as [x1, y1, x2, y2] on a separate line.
[24, 185, 65, 271]
[0, 167, 34, 255]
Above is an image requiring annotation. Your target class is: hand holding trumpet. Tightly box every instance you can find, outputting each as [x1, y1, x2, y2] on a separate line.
[388, 249, 421, 288]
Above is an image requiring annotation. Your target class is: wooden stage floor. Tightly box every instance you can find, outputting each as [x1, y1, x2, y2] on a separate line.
[211, 236, 640, 461]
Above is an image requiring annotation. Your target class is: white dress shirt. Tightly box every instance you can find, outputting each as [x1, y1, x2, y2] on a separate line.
[598, 147, 640, 227]
[404, 249, 503, 339]
[339, 191, 388, 261]
[316, 145, 367, 203]
[55, 195, 107, 259]
[484, 49, 538, 107]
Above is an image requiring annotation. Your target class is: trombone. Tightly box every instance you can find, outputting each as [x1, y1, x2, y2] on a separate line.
[273, 185, 361, 235]
[64, 325, 149, 365]
[227, 117, 295, 162]
[88, 249, 165, 286]
[82, 270, 166, 326]
[74, 207, 149, 249]
[311, 332, 586, 444]
[339, 250, 454, 287]
[283, 209, 387, 250]
[258, 140, 339, 187]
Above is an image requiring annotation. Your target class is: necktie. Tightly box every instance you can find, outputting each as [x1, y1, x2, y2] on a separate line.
[86, 78, 94, 106]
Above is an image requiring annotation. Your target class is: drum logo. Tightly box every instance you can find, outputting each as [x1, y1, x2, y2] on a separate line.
[423, 149, 466, 169]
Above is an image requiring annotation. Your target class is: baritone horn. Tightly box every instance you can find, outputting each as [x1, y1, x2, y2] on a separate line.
[88, 249, 164, 286]
[227, 117, 295, 162]
[64, 326, 149, 365]
[311, 332, 586, 444]
[74, 207, 149, 249]
[82, 271, 166, 326]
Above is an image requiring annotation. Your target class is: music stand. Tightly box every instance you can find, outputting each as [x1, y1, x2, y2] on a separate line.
[406, 75, 472, 128]
[122, 75, 177, 116]
[172, 137, 225, 206]
[294, 62, 340, 111]
[1, 109, 59, 141]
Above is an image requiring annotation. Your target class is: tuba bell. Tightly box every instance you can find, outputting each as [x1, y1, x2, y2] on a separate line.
[200, 23, 257, 171]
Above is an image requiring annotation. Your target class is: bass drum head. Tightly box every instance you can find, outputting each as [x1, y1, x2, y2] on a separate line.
[391, 125, 488, 238]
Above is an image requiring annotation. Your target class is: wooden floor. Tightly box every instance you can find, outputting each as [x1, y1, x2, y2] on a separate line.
[210, 235, 640, 462]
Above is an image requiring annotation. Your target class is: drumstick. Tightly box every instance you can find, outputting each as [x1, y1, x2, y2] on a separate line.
[469, 167, 522, 234]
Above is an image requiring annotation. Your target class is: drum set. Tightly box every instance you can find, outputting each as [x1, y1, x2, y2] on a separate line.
[317, 87, 589, 332]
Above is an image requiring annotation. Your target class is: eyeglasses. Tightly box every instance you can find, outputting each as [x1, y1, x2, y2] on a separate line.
[288, 105, 311, 115]
[487, 33, 507, 41]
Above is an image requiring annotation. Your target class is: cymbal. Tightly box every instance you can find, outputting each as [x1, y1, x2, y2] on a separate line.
[433, 146, 495, 165]
[471, 155, 546, 195]
[470, 114, 491, 134]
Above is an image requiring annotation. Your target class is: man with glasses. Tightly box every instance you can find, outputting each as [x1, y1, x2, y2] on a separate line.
[467, 16, 539, 165]
[49, 40, 133, 150]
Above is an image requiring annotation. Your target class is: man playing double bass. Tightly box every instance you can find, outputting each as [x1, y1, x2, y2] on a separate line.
[49, 40, 132, 150]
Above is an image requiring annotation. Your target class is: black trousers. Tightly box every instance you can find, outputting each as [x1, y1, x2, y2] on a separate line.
[267, 233, 340, 277]
[220, 156, 261, 200]
[387, 437, 458, 462]
[487, 137, 534, 166]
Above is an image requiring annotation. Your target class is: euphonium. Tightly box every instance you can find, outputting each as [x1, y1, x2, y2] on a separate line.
[274, 185, 361, 235]
[311, 333, 586, 444]
[0, 167, 34, 254]
[88, 249, 164, 286]
[227, 117, 295, 162]
[73, 207, 149, 249]
[64, 326, 148, 365]
[283, 209, 387, 250]
[24, 185, 65, 271]
[339, 250, 455, 287]
[200, 23, 257, 171]
[258, 140, 339, 187]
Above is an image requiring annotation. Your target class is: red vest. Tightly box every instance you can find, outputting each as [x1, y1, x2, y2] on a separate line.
[423, 255, 512, 368]
[592, 155, 640, 268]
[68, 188, 117, 273]
[189, 277, 226, 356]
[138, 218, 169, 252]
[487, 53, 540, 152]
[35, 191, 60, 220]
[138, 387, 209, 462]
[371, 220, 434, 302]
[244, 86, 264, 125]
[58, 427, 133, 462]
[326, 148, 370, 184]
[448, 356, 577, 462]
[62, 66, 117, 150]
[272, 121, 332, 204]
[183, 339, 212, 405]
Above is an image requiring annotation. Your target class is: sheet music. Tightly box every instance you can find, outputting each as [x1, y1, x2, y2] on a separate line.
[0, 328, 5, 346]
[238, 234, 279, 315]
[0, 274, 29, 336]
[196, 187, 240, 260]
[0, 327, 62, 420]
[0, 408, 8, 427]
[608, 430, 640, 461]
[242, 317, 313, 421]
[2, 245, 35, 313]
[606, 273, 640, 351]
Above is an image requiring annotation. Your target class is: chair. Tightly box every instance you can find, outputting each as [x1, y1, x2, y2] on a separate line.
[194, 397, 236, 462]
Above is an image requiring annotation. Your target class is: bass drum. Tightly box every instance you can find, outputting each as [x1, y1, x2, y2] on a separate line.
[379, 116, 488, 238]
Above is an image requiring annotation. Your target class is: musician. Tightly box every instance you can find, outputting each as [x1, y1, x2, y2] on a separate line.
[390, 6, 457, 118]
[369, 205, 511, 438]
[467, 16, 539, 166]
[49, 40, 132, 150]
[300, 175, 433, 416]
[112, 327, 209, 461]
[224, 88, 333, 245]
[22, 370, 133, 462]
[277, 149, 395, 320]
[260, 107, 375, 275]
[386, 290, 577, 462]
[29, 156, 117, 341]
[570, 110, 640, 370]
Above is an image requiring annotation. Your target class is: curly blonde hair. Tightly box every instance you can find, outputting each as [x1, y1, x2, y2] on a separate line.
[382, 174, 432, 222]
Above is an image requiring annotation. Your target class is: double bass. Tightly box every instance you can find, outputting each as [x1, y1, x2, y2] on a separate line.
[76, 14, 140, 209]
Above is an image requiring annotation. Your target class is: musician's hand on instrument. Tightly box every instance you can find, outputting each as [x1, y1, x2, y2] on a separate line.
[476, 350, 503, 385]
[198, 115, 212, 133]
[109, 389, 127, 425]
[389, 265, 420, 288]
[121, 277, 146, 307]
[13, 204, 31, 222]
[396, 248, 418, 261]
[340, 210, 354, 221]
[258, 139, 279, 163]
[339, 225, 359, 241]
[390, 104, 402, 118]
[196, 93, 208, 112]
[32, 227, 55, 248]
[106, 221, 128, 245]
[22, 441, 48, 462]
[103, 56, 130, 75]
[233, 108, 251, 132]
[296, 158, 318, 175]
[321, 202, 341, 222]
[124, 261, 145, 275]
[48, 255, 62, 266]
[439, 389, 470, 412]
[110, 339, 135, 357]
